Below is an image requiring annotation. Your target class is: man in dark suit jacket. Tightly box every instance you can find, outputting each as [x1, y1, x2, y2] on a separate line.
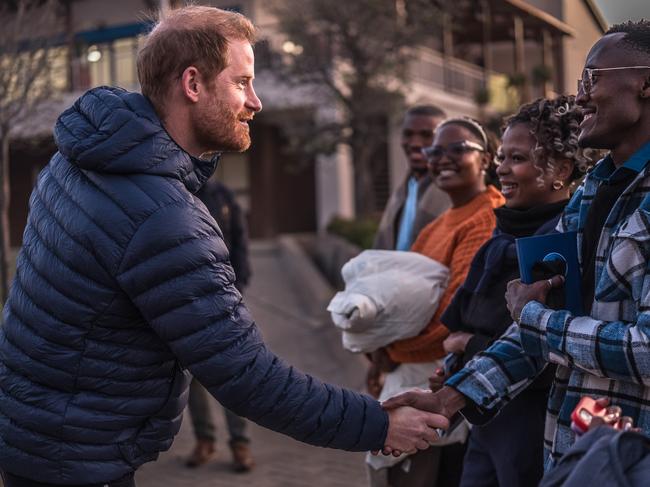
[186, 179, 254, 472]
[373, 105, 450, 251]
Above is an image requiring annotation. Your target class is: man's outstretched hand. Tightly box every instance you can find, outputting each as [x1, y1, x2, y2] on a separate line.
[381, 405, 449, 456]
[376, 387, 468, 456]
[382, 386, 467, 421]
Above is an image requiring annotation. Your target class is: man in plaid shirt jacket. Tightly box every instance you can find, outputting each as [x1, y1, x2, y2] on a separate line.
[384, 20, 650, 470]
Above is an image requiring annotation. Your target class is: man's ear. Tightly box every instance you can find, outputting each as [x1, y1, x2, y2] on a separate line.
[180, 66, 201, 103]
[642, 75, 650, 99]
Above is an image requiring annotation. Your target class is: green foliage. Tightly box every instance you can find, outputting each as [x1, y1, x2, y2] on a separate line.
[326, 216, 380, 250]
[474, 87, 490, 106]
[532, 64, 553, 86]
[507, 72, 527, 87]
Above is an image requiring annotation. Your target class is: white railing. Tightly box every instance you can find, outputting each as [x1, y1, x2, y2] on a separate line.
[410, 46, 486, 99]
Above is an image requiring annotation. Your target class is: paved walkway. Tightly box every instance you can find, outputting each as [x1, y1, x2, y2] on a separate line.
[136, 240, 371, 487]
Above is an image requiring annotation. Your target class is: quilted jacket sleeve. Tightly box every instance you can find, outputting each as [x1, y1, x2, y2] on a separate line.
[116, 201, 388, 451]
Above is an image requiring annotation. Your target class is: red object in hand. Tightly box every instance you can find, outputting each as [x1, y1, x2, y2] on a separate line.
[570, 397, 621, 434]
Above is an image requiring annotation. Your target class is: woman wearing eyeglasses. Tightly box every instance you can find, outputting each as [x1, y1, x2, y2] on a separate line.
[368, 118, 504, 487]
[436, 96, 597, 487]
[388, 117, 504, 364]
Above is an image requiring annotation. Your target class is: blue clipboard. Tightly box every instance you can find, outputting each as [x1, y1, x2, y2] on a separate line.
[515, 231, 583, 315]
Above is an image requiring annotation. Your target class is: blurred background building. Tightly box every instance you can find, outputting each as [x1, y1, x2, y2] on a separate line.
[4, 0, 614, 246]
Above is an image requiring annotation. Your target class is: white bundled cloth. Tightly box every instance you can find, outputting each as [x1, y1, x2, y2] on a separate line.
[327, 250, 449, 353]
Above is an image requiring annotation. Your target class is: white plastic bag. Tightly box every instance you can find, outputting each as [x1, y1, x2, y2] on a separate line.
[327, 250, 449, 353]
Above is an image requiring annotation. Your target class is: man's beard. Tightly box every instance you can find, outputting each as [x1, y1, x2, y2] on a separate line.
[194, 95, 253, 152]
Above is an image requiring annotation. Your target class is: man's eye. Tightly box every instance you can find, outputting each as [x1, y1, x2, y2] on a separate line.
[450, 146, 466, 156]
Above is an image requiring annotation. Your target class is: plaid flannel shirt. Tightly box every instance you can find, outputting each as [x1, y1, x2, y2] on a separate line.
[446, 141, 650, 470]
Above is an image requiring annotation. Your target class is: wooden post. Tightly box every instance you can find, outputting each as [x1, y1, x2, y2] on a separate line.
[513, 15, 528, 101]
[395, 0, 406, 26]
[108, 42, 116, 86]
[481, 0, 492, 87]
[542, 28, 553, 97]
[442, 10, 454, 91]
[63, 0, 74, 92]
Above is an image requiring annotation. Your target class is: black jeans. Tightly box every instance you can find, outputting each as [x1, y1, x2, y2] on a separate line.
[459, 388, 547, 487]
[0, 471, 135, 487]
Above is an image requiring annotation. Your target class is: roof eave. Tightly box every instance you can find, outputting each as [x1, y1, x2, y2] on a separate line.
[582, 0, 609, 33]
[504, 0, 576, 37]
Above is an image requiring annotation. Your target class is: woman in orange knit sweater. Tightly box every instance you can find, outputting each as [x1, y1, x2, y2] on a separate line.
[388, 118, 504, 363]
[371, 118, 504, 487]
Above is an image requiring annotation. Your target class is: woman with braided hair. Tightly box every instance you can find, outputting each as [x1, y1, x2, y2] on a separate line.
[433, 95, 598, 487]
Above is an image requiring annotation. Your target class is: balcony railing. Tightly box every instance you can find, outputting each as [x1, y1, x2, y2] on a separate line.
[410, 47, 486, 100]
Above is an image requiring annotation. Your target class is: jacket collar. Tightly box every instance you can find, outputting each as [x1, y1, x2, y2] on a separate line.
[54, 86, 220, 193]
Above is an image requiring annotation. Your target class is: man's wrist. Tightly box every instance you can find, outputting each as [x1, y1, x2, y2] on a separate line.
[437, 386, 467, 418]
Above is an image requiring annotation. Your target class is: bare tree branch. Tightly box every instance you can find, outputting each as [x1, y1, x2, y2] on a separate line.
[0, 0, 63, 303]
[267, 0, 442, 216]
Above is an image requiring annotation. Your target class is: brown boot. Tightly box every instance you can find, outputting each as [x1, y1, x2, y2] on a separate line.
[185, 438, 215, 468]
[230, 441, 254, 473]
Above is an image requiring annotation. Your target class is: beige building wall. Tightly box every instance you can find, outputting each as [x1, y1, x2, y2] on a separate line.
[561, 0, 607, 95]
[71, 0, 152, 31]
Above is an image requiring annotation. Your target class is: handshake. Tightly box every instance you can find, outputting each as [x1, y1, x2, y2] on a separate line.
[378, 386, 468, 456]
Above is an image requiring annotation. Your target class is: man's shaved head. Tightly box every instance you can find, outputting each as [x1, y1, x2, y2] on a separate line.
[605, 19, 650, 61]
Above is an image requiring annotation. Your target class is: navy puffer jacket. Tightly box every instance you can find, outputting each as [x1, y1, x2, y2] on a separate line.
[0, 87, 388, 484]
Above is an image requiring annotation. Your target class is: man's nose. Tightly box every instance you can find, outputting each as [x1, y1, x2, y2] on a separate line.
[437, 150, 454, 164]
[246, 87, 262, 113]
[408, 136, 425, 148]
[576, 84, 589, 106]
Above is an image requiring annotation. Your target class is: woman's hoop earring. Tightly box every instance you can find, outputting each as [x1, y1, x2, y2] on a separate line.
[552, 180, 564, 190]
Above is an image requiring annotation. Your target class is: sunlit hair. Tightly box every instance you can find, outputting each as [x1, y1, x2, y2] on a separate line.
[137, 6, 256, 116]
[502, 95, 599, 187]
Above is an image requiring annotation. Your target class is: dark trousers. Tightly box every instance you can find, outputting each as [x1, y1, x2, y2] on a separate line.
[187, 377, 249, 446]
[386, 442, 467, 487]
[460, 388, 547, 487]
[0, 471, 135, 487]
